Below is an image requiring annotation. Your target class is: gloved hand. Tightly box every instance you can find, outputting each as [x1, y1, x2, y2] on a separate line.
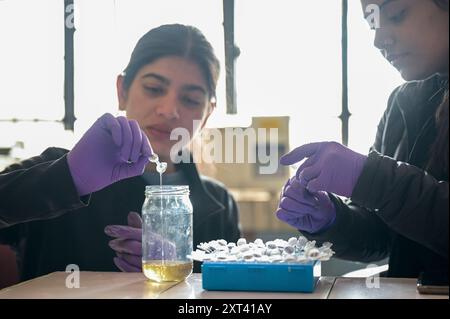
[67, 113, 153, 196]
[280, 141, 367, 198]
[276, 177, 336, 234]
[104, 212, 176, 272]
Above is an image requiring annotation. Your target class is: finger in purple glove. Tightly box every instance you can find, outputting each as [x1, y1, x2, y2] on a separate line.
[104, 225, 141, 241]
[140, 132, 153, 158]
[283, 178, 319, 206]
[279, 142, 322, 166]
[279, 197, 317, 214]
[109, 238, 141, 255]
[100, 113, 123, 147]
[127, 211, 142, 228]
[128, 119, 143, 163]
[276, 208, 314, 230]
[116, 116, 133, 163]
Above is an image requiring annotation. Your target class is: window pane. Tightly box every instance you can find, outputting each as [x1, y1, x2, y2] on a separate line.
[0, 0, 64, 120]
[73, 0, 225, 135]
[347, 0, 403, 153]
[0, 0, 70, 157]
[233, 0, 343, 148]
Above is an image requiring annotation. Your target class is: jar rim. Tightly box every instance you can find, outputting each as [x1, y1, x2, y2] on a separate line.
[145, 185, 190, 196]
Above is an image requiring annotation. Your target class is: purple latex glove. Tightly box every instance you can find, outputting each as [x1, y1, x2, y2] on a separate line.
[280, 142, 367, 198]
[276, 177, 336, 234]
[104, 212, 176, 272]
[67, 113, 153, 196]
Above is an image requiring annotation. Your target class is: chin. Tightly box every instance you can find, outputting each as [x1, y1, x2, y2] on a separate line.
[150, 145, 170, 159]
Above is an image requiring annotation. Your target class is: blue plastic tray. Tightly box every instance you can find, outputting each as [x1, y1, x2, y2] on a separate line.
[202, 260, 321, 293]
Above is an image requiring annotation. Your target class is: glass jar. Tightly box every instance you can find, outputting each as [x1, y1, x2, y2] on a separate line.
[141, 185, 193, 282]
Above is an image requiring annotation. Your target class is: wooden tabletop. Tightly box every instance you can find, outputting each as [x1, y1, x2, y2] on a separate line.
[0, 272, 447, 299]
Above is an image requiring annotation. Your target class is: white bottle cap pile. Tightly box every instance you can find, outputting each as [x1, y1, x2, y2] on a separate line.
[190, 236, 334, 263]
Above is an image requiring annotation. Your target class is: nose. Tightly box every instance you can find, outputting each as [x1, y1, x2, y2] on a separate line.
[373, 27, 395, 55]
[155, 92, 180, 120]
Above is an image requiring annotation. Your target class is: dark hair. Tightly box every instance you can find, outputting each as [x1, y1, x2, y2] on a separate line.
[432, 0, 449, 10]
[428, 87, 449, 178]
[122, 24, 220, 100]
[426, 1, 449, 178]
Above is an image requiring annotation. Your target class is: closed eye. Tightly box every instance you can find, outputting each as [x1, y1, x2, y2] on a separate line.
[144, 86, 165, 96]
[388, 9, 407, 24]
[181, 95, 202, 108]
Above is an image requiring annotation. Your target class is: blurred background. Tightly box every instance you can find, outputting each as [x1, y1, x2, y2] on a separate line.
[0, 0, 402, 285]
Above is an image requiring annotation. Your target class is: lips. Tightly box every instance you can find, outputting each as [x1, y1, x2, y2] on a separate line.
[386, 53, 409, 66]
[145, 125, 173, 140]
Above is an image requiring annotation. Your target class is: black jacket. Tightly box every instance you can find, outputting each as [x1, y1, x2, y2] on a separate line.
[0, 153, 88, 228]
[306, 75, 449, 278]
[0, 148, 240, 281]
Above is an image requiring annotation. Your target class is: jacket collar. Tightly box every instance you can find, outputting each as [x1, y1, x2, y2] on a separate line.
[390, 74, 447, 160]
[397, 74, 447, 116]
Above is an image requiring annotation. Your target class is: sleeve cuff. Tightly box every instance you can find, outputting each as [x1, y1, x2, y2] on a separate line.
[351, 150, 383, 210]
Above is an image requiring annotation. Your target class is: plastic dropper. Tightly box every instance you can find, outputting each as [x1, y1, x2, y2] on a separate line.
[149, 153, 167, 265]
[149, 153, 167, 174]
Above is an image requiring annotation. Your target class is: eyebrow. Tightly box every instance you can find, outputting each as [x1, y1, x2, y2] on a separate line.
[141, 73, 170, 85]
[182, 85, 207, 96]
[141, 72, 207, 95]
[380, 0, 397, 10]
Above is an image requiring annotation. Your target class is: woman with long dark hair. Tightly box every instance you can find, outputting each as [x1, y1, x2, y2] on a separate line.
[277, 0, 448, 278]
[0, 24, 240, 281]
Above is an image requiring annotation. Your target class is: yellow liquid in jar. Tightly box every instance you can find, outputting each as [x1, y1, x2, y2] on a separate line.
[142, 261, 193, 282]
